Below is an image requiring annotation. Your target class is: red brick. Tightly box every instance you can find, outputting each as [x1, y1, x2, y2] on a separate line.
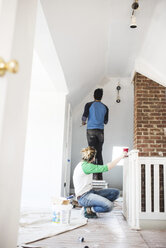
[134, 73, 166, 157]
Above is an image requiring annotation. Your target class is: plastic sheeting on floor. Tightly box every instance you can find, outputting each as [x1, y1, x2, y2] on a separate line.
[17, 208, 87, 246]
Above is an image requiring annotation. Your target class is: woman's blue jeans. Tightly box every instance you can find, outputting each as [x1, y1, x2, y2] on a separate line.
[78, 188, 120, 213]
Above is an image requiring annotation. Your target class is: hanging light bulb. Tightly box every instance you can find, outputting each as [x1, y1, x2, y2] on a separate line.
[130, 11, 137, 28]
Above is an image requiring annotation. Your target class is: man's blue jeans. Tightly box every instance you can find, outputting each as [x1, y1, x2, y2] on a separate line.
[78, 188, 120, 213]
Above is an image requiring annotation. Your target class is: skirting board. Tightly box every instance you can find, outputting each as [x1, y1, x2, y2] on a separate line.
[140, 219, 166, 230]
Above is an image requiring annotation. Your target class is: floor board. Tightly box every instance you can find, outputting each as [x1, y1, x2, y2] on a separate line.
[29, 208, 166, 248]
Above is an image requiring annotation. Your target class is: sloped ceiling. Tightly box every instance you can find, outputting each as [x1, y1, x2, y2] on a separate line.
[40, 0, 166, 107]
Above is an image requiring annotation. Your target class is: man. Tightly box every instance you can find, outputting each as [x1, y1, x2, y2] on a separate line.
[82, 88, 109, 180]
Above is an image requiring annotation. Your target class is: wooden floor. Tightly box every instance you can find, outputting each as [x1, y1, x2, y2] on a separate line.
[30, 207, 166, 248]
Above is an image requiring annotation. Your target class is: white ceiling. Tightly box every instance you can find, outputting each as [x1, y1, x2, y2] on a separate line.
[40, 0, 166, 107]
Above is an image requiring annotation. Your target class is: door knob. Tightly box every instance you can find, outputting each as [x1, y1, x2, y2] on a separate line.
[0, 58, 19, 76]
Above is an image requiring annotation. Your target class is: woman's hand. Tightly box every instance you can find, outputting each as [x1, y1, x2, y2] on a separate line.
[107, 152, 128, 170]
[123, 151, 128, 158]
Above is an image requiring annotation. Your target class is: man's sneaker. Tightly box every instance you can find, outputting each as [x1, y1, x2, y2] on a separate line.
[84, 207, 98, 219]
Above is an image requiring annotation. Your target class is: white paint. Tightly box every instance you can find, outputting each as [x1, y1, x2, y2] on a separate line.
[35, 2, 68, 93]
[164, 128, 166, 136]
[140, 213, 166, 220]
[40, 0, 111, 106]
[123, 150, 140, 230]
[71, 78, 134, 190]
[139, 157, 166, 221]
[154, 164, 159, 213]
[21, 91, 66, 208]
[158, 152, 163, 157]
[124, 155, 166, 229]
[29, 50, 56, 92]
[135, 1, 166, 88]
[106, 0, 156, 77]
[145, 163, 151, 213]
[21, 1, 70, 209]
[123, 157, 129, 219]
[0, 0, 18, 57]
[112, 146, 125, 166]
[21, 50, 67, 208]
[0, 0, 38, 247]
[164, 164, 166, 216]
[39, 0, 158, 107]
[0, 0, 18, 153]
[61, 100, 72, 197]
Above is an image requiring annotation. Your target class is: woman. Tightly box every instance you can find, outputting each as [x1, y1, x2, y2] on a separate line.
[73, 146, 128, 218]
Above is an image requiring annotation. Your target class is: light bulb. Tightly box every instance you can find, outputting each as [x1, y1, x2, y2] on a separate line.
[130, 14, 137, 28]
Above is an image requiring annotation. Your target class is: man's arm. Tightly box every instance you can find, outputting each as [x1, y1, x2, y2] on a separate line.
[104, 106, 109, 124]
[82, 102, 92, 125]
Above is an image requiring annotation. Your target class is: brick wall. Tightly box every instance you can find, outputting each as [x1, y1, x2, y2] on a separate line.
[134, 73, 166, 157]
[134, 73, 166, 212]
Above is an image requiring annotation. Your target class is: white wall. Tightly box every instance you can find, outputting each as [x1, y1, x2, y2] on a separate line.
[61, 98, 72, 197]
[135, 1, 166, 88]
[21, 1, 70, 209]
[40, 0, 111, 107]
[35, 1, 68, 93]
[71, 78, 134, 190]
[21, 92, 67, 208]
[0, 1, 38, 247]
[21, 51, 68, 209]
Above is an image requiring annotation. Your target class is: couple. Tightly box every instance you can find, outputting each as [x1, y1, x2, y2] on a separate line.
[73, 89, 128, 218]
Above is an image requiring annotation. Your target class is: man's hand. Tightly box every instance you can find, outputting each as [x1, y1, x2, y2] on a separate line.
[82, 121, 86, 126]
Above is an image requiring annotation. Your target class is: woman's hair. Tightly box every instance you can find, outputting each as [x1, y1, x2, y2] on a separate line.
[81, 146, 96, 162]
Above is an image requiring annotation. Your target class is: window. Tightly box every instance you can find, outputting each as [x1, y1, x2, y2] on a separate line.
[112, 146, 126, 166]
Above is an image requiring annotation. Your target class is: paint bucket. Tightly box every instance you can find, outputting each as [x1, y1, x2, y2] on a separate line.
[123, 147, 129, 157]
[52, 204, 72, 225]
[123, 148, 129, 153]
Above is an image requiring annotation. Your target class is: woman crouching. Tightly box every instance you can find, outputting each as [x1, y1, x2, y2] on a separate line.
[73, 146, 127, 218]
